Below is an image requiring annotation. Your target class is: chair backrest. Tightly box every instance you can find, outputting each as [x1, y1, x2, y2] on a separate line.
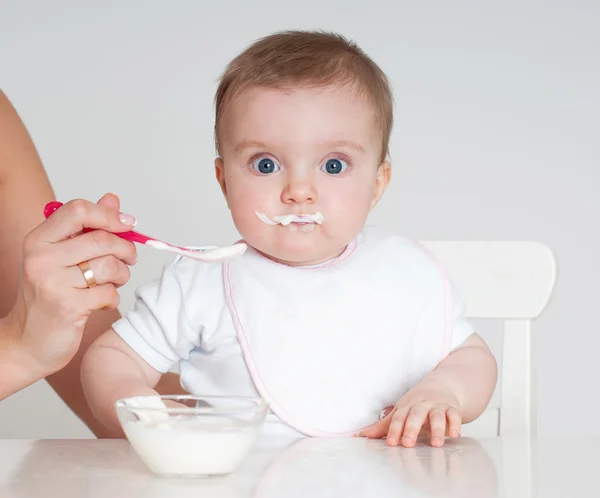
[420, 241, 557, 437]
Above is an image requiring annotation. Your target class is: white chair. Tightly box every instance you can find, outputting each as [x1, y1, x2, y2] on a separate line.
[420, 241, 557, 437]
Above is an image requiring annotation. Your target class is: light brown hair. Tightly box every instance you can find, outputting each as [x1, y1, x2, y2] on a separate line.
[214, 30, 393, 161]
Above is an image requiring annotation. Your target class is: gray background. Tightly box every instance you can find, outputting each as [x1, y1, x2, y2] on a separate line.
[0, 0, 598, 438]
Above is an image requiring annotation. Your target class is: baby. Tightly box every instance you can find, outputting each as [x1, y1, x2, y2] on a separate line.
[82, 30, 497, 448]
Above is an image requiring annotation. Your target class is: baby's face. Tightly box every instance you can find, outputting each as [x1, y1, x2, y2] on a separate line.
[216, 84, 390, 266]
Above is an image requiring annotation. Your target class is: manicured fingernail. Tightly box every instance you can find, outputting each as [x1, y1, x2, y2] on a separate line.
[120, 213, 137, 226]
[433, 437, 443, 445]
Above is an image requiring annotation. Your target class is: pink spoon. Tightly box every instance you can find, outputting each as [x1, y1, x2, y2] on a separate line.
[44, 201, 247, 262]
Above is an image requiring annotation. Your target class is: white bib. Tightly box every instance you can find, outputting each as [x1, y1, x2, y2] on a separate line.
[223, 228, 454, 437]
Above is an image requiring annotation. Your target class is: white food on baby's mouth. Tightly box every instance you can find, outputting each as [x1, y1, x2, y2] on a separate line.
[255, 210, 324, 226]
[255, 210, 278, 225]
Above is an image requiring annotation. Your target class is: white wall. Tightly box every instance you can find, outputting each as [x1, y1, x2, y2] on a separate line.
[0, 0, 598, 438]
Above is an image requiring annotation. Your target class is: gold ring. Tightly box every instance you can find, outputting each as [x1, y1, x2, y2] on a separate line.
[78, 261, 97, 288]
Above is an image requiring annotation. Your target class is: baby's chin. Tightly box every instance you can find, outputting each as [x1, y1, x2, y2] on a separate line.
[251, 241, 346, 267]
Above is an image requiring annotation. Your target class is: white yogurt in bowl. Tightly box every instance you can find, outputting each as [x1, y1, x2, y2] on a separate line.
[115, 395, 268, 477]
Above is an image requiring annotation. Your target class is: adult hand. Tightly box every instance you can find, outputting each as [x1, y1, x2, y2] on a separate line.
[9, 193, 137, 378]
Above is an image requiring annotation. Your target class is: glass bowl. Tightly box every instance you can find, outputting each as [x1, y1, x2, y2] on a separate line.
[115, 395, 269, 477]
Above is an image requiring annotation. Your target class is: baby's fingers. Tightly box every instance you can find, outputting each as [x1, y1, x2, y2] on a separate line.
[358, 411, 393, 439]
[429, 408, 447, 447]
[401, 406, 430, 448]
[446, 406, 462, 438]
[386, 407, 410, 446]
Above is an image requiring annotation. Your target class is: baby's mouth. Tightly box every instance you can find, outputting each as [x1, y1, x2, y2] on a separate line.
[255, 211, 324, 226]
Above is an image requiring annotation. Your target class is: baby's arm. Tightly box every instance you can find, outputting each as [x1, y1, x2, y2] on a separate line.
[81, 328, 163, 435]
[361, 333, 497, 447]
[419, 333, 497, 424]
[80, 254, 209, 435]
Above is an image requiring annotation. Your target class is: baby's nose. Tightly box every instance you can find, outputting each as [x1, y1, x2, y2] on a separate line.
[282, 178, 317, 204]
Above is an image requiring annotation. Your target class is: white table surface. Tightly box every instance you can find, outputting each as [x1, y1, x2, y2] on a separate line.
[0, 436, 595, 498]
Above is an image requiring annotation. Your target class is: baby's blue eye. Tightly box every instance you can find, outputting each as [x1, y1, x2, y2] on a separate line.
[252, 157, 280, 174]
[321, 158, 348, 175]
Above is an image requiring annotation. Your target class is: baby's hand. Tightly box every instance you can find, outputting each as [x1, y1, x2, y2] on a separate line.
[359, 383, 462, 448]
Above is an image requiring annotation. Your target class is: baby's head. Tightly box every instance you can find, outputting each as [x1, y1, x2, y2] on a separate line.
[214, 30, 393, 266]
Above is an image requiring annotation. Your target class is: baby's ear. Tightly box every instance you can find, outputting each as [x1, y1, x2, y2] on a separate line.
[370, 160, 391, 210]
[214, 157, 229, 206]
